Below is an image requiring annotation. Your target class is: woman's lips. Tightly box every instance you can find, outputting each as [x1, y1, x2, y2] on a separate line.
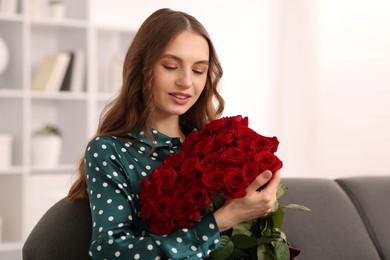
[169, 92, 192, 105]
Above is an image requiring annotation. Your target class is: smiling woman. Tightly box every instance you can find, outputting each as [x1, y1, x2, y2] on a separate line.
[64, 7, 280, 260]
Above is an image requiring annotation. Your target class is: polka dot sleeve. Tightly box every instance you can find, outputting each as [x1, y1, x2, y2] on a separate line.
[85, 136, 221, 259]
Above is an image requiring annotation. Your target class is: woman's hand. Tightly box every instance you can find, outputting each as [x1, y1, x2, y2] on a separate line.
[214, 170, 281, 232]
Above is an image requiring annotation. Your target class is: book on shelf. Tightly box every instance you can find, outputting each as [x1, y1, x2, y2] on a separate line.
[32, 49, 86, 93]
[31, 52, 71, 92]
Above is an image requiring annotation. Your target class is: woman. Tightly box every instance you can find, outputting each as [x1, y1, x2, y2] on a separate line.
[68, 8, 280, 259]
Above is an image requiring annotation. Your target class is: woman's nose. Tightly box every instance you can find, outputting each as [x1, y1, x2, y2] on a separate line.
[175, 70, 192, 88]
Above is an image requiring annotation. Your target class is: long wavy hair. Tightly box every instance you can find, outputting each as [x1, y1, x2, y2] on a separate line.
[68, 8, 224, 200]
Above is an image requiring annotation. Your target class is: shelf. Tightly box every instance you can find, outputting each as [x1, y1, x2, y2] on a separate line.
[0, 166, 24, 175]
[30, 91, 88, 100]
[0, 89, 23, 98]
[30, 164, 78, 174]
[0, 242, 23, 251]
[29, 17, 88, 28]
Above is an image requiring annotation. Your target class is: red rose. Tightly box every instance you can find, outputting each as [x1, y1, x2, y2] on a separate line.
[173, 199, 200, 227]
[196, 152, 223, 173]
[237, 142, 256, 158]
[181, 130, 200, 154]
[202, 117, 229, 135]
[179, 157, 199, 175]
[223, 167, 248, 200]
[254, 135, 280, 153]
[149, 215, 173, 235]
[194, 135, 215, 156]
[202, 169, 225, 194]
[242, 160, 260, 183]
[154, 197, 174, 218]
[254, 151, 283, 172]
[139, 201, 153, 222]
[236, 125, 260, 144]
[221, 147, 245, 165]
[159, 168, 179, 193]
[187, 184, 211, 210]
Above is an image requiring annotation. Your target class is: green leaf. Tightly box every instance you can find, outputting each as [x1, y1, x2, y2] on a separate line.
[283, 203, 312, 211]
[232, 221, 253, 237]
[276, 184, 287, 199]
[231, 234, 258, 249]
[210, 235, 234, 260]
[274, 240, 290, 260]
[271, 206, 285, 228]
[257, 244, 276, 260]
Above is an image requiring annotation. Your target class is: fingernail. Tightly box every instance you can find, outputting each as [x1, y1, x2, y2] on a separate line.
[263, 170, 272, 179]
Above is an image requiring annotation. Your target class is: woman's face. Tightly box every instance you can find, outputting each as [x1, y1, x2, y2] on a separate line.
[151, 30, 209, 121]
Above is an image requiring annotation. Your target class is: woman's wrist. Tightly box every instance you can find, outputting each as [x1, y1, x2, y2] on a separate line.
[213, 204, 238, 232]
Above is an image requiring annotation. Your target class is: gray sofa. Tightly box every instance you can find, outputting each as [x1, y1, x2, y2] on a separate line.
[23, 176, 390, 260]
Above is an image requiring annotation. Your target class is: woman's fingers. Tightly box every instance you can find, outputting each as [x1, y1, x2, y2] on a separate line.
[246, 170, 273, 194]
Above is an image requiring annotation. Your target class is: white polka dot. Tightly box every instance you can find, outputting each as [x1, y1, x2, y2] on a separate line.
[147, 244, 153, 250]
[113, 171, 118, 176]
[129, 164, 134, 169]
[87, 146, 91, 151]
[121, 148, 126, 152]
[92, 178, 96, 182]
[118, 205, 124, 210]
[95, 167, 100, 171]
[214, 239, 219, 244]
[88, 162, 91, 167]
[140, 147, 145, 151]
[152, 152, 158, 156]
[155, 240, 161, 245]
[115, 189, 120, 193]
[125, 143, 130, 147]
[140, 131, 144, 135]
[103, 182, 108, 187]
[97, 246, 102, 251]
[96, 194, 101, 198]
[118, 223, 124, 228]
[99, 227, 103, 232]
[202, 235, 208, 241]
[102, 144, 107, 149]
[115, 251, 120, 257]
[90, 190, 93, 195]
[182, 228, 188, 232]
[171, 248, 177, 253]
[108, 216, 114, 221]
[106, 174, 112, 179]
[155, 257, 161, 260]
[128, 244, 133, 249]
[134, 254, 140, 259]
[152, 130, 158, 134]
[111, 155, 116, 160]
[121, 236, 126, 240]
[197, 253, 202, 257]
[98, 210, 103, 215]
[108, 231, 113, 235]
[103, 161, 107, 166]
[191, 245, 197, 251]
[94, 153, 98, 157]
[107, 199, 112, 203]
[108, 239, 114, 244]
[176, 237, 182, 243]
[146, 165, 151, 170]
[209, 223, 215, 229]
[128, 215, 133, 221]
[141, 172, 147, 177]
[118, 184, 123, 189]
[96, 137, 100, 140]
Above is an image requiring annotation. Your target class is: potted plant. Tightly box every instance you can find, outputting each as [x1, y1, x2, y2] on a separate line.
[31, 124, 62, 166]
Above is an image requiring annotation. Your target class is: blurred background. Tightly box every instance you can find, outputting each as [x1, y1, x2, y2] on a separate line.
[0, 0, 389, 258]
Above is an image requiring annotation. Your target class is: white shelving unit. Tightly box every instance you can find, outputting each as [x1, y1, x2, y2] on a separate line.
[0, 0, 136, 258]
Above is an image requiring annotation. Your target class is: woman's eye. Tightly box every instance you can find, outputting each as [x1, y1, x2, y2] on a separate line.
[193, 70, 205, 75]
[163, 65, 177, 71]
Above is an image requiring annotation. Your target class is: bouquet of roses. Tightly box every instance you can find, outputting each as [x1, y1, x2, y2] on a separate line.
[140, 115, 309, 259]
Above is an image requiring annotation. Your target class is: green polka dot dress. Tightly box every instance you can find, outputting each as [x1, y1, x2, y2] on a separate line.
[85, 127, 221, 259]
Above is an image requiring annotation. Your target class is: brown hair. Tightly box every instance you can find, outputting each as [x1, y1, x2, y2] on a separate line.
[68, 8, 224, 200]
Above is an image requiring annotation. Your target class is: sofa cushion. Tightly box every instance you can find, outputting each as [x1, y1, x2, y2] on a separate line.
[22, 198, 92, 260]
[336, 176, 390, 260]
[279, 178, 380, 260]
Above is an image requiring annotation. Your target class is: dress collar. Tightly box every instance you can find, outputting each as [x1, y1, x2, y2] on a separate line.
[128, 125, 196, 148]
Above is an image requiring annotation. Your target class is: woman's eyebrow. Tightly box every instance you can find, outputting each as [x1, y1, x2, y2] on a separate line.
[160, 53, 209, 65]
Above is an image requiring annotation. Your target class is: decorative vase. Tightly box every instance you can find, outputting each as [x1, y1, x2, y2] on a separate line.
[31, 135, 62, 166]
